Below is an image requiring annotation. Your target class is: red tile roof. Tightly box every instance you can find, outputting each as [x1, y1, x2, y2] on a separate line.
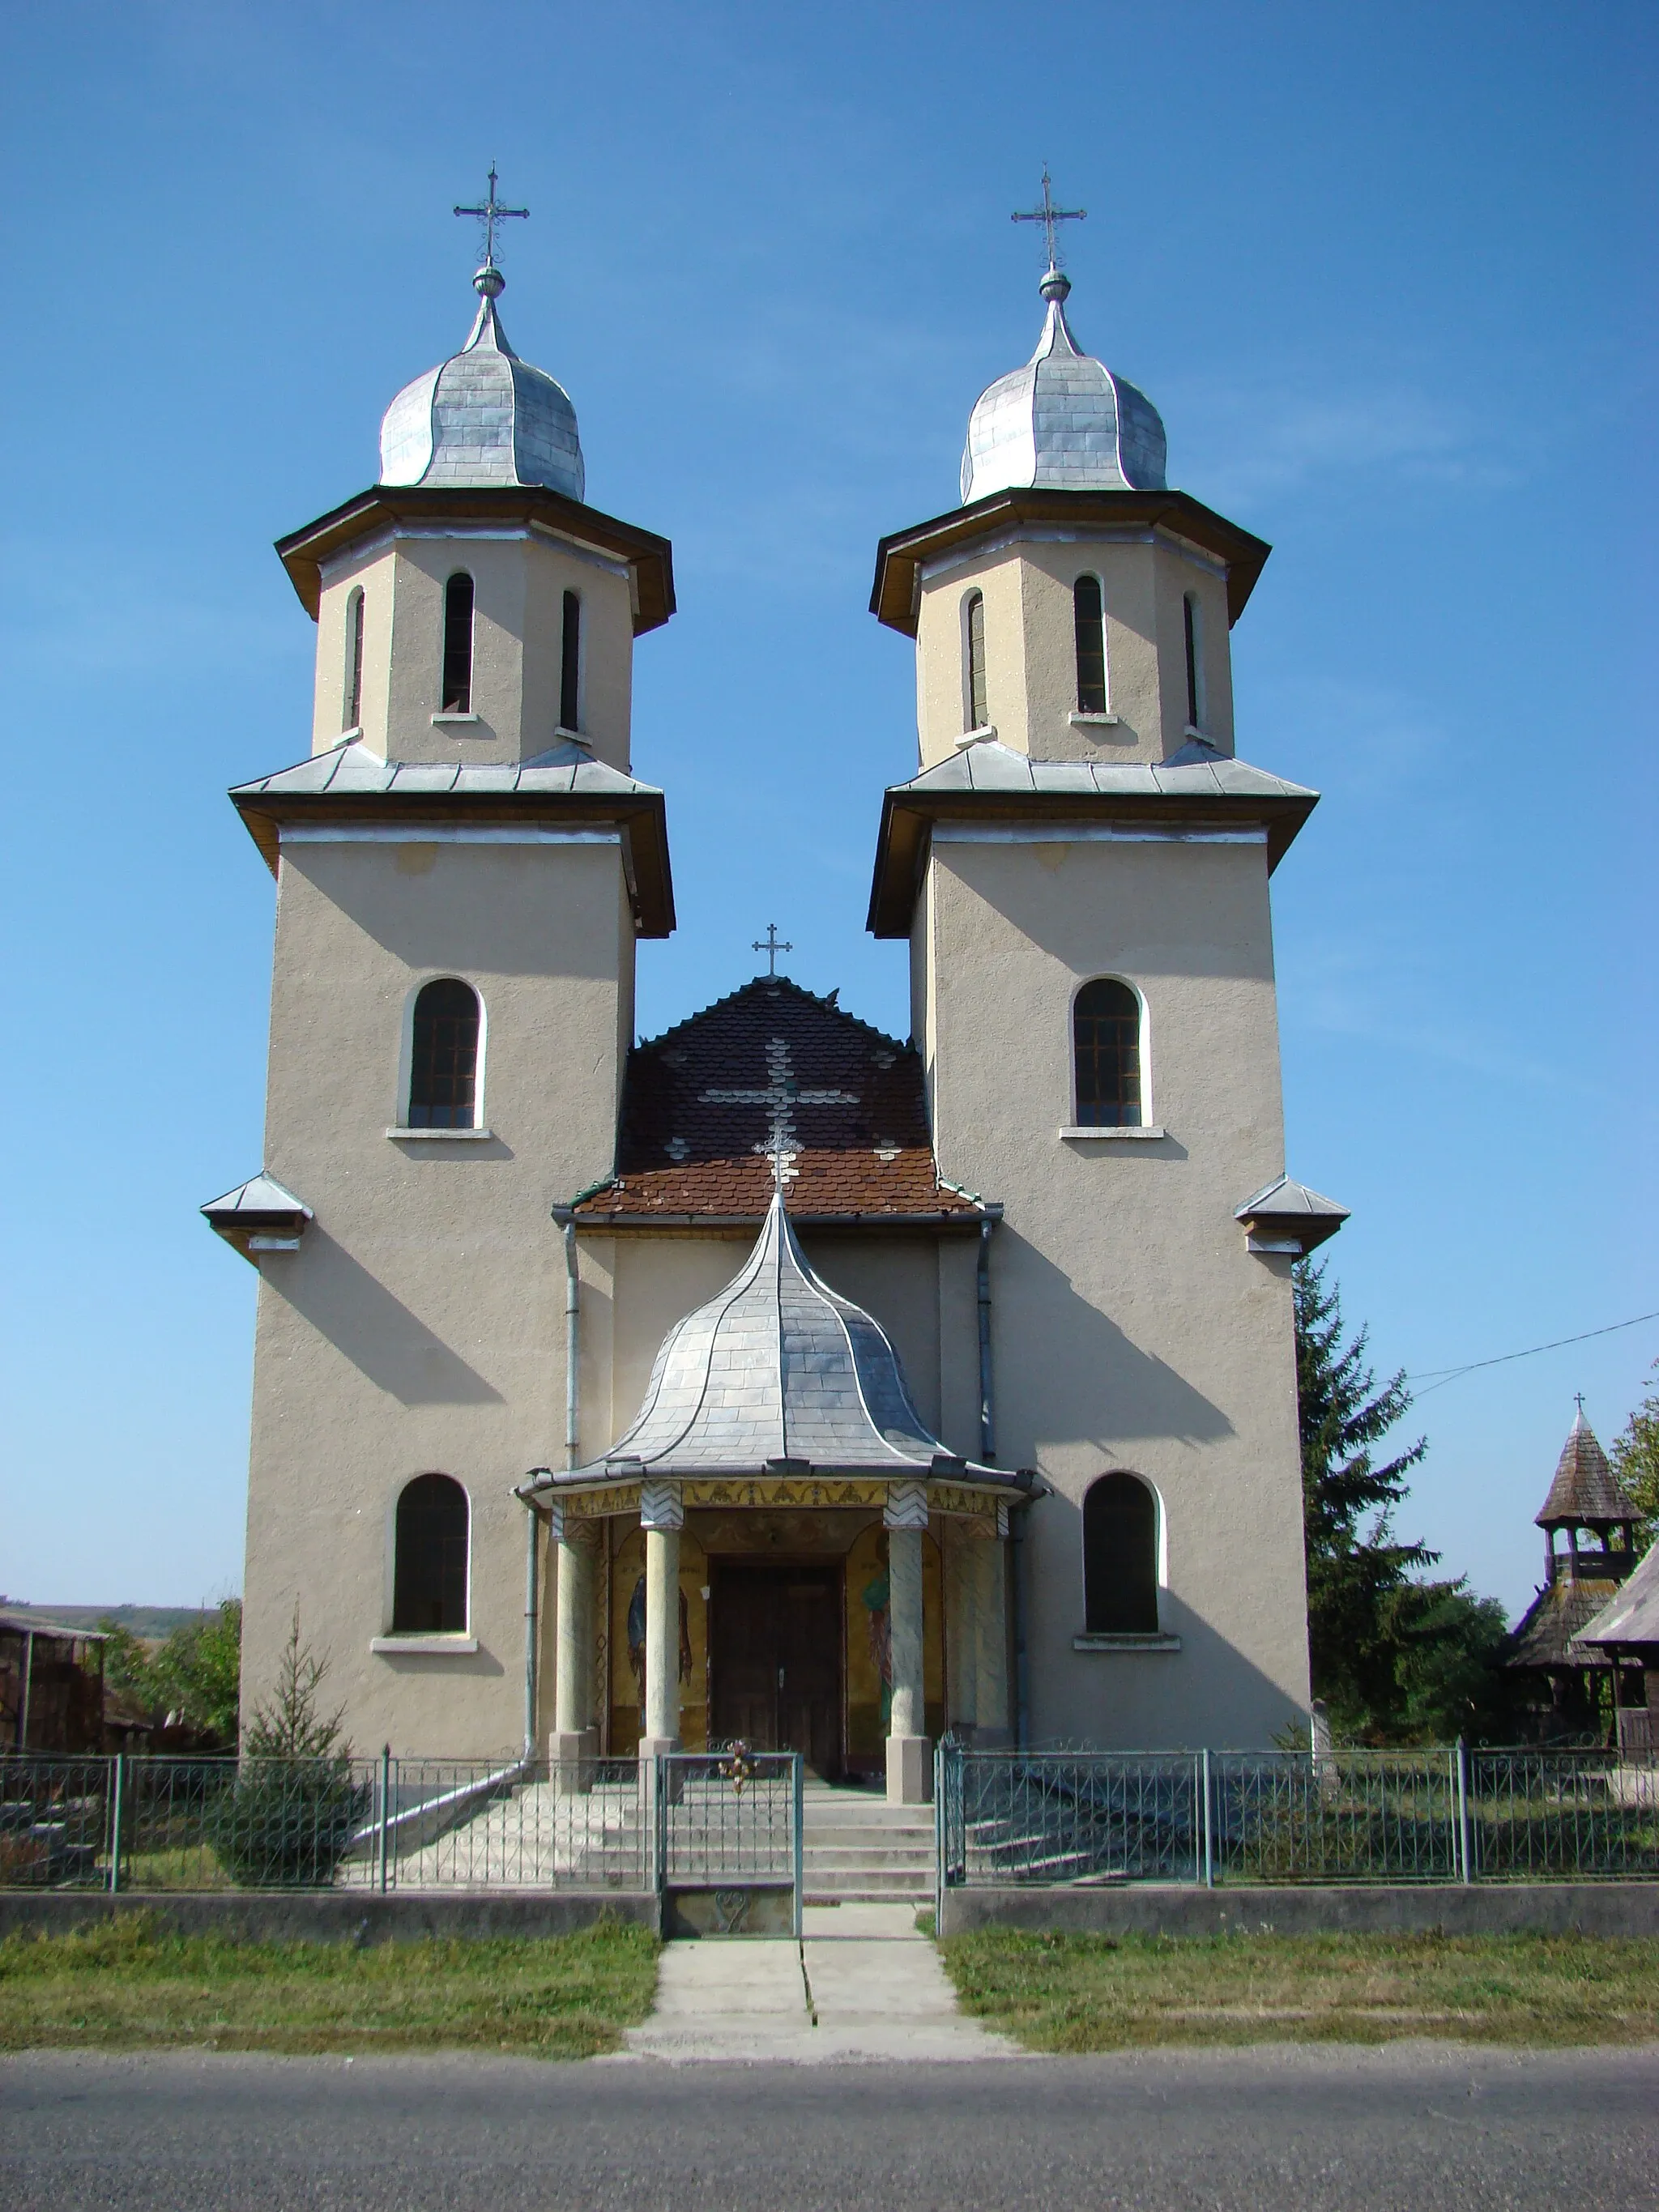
[572, 978, 980, 1225]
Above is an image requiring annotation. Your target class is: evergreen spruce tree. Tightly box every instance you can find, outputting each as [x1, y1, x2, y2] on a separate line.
[1294, 1261, 1523, 1742]
[211, 1610, 365, 1886]
[1294, 1259, 1431, 1738]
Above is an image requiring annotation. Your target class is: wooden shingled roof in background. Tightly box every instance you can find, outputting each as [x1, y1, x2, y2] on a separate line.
[1535, 1411, 1635, 1528]
[572, 977, 981, 1225]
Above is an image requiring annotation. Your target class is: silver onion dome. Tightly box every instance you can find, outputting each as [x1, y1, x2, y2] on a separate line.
[590, 1194, 958, 1475]
[378, 264, 585, 499]
[961, 269, 1166, 505]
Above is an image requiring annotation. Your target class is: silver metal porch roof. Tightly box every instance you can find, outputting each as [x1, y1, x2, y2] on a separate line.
[535, 1194, 1011, 1487]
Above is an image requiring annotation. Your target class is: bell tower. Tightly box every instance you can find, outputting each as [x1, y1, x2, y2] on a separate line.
[867, 211, 1345, 1750]
[209, 189, 677, 1758]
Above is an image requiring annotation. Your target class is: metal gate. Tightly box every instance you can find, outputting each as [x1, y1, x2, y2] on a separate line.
[655, 1749, 803, 1936]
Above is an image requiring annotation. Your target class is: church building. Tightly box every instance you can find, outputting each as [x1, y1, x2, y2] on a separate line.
[206, 188, 1345, 1798]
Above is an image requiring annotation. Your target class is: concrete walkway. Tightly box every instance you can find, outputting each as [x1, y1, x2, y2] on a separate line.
[618, 1902, 1021, 2064]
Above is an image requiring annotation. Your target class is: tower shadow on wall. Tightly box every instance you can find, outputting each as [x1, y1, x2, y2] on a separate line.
[261, 1229, 505, 1406]
[992, 1227, 1235, 1445]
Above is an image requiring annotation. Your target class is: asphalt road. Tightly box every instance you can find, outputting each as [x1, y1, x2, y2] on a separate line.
[3, 2044, 1656, 2210]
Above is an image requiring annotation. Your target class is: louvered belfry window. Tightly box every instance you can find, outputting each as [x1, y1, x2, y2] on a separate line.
[393, 1473, 469, 1634]
[442, 572, 475, 714]
[1083, 1473, 1159, 1635]
[408, 979, 480, 1128]
[1073, 978, 1142, 1127]
[1073, 575, 1107, 714]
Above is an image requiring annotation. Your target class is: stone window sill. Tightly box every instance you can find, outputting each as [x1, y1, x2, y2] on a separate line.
[1068, 711, 1121, 729]
[336, 725, 363, 745]
[954, 724, 998, 749]
[1059, 1125, 1166, 1142]
[386, 1126, 495, 1141]
[431, 711, 482, 727]
[370, 1635, 479, 1656]
[1073, 1633, 1182, 1654]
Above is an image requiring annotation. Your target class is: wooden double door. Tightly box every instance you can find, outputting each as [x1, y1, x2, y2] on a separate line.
[708, 1561, 842, 1779]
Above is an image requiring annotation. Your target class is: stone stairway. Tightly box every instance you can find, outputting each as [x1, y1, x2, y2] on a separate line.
[360, 1770, 937, 1899]
[800, 1782, 935, 1903]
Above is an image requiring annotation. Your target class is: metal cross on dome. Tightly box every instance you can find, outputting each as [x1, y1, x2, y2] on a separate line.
[454, 164, 529, 267]
[1012, 164, 1086, 270]
[752, 923, 792, 977]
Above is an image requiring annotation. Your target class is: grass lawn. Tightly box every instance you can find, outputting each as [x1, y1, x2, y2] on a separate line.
[940, 1929, 1659, 2051]
[0, 1912, 659, 2059]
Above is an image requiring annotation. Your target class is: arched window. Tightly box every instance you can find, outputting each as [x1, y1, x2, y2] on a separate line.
[392, 1473, 469, 1634]
[1073, 575, 1107, 714]
[441, 572, 475, 714]
[408, 978, 480, 1128]
[1183, 591, 1204, 731]
[1083, 1473, 1159, 1634]
[965, 590, 987, 731]
[560, 590, 581, 732]
[344, 587, 365, 732]
[1073, 979, 1142, 1127]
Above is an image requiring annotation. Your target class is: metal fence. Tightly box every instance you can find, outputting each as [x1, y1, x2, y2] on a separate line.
[0, 1753, 650, 1894]
[937, 1744, 1659, 1903]
[0, 1749, 804, 1911]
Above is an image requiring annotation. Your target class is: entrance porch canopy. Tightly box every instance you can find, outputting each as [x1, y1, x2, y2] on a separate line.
[518, 1194, 1032, 1800]
[518, 1192, 1030, 1522]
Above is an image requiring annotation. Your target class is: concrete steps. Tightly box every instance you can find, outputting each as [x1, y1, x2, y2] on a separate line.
[800, 1785, 935, 1903]
[372, 1772, 940, 1899]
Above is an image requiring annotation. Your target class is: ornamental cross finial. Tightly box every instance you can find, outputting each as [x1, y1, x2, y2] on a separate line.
[454, 163, 529, 267]
[1574, 1392, 1587, 1416]
[1011, 164, 1086, 271]
[752, 923, 792, 978]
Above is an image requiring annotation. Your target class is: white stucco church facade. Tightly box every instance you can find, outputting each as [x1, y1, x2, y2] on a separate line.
[206, 198, 1345, 1800]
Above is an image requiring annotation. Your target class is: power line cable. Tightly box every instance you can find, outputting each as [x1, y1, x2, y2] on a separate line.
[1407, 1310, 1659, 1399]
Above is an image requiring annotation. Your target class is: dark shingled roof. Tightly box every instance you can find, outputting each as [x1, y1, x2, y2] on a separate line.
[573, 976, 980, 1225]
[1536, 1413, 1634, 1528]
[1506, 1576, 1627, 1673]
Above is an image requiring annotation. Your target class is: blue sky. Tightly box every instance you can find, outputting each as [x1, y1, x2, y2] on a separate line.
[1, 2, 1653, 1617]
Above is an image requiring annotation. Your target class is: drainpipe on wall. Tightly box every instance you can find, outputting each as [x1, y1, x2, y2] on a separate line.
[976, 1204, 1002, 1464]
[552, 1207, 580, 1472]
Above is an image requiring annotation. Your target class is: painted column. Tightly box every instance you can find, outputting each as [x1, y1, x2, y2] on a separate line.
[639, 1481, 684, 1759]
[885, 1482, 930, 1805]
[975, 1507, 1012, 1749]
[550, 1507, 597, 1783]
[945, 1523, 979, 1738]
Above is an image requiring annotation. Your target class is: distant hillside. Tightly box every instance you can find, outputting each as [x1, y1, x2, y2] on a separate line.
[0, 1604, 224, 1640]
